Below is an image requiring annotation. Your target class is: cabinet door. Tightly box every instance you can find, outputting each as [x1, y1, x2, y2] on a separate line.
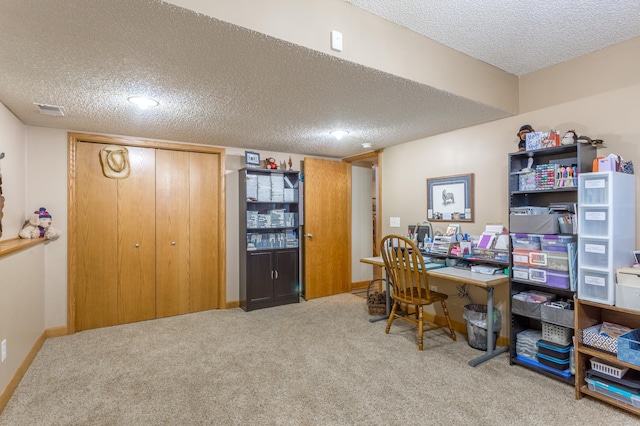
[247, 251, 274, 304]
[74, 142, 119, 331]
[189, 152, 221, 311]
[274, 249, 299, 300]
[156, 149, 190, 318]
[117, 146, 156, 323]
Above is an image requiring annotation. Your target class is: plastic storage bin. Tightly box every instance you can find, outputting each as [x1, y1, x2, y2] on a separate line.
[618, 329, 640, 367]
[463, 304, 501, 351]
[537, 340, 572, 360]
[516, 329, 542, 360]
[590, 358, 629, 379]
[585, 377, 640, 408]
[511, 234, 542, 250]
[536, 352, 570, 371]
[542, 321, 572, 345]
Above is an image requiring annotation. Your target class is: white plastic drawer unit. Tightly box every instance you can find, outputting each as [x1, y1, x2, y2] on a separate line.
[580, 174, 609, 204]
[579, 268, 614, 305]
[580, 238, 609, 269]
[580, 207, 609, 237]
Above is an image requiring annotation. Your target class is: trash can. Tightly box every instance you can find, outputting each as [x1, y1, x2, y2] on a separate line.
[462, 304, 501, 351]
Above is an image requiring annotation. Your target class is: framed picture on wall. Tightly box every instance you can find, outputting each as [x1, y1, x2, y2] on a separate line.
[245, 151, 260, 167]
[426, 173, 474, 222]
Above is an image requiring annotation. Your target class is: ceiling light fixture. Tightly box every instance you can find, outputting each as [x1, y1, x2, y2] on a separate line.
[330, 130, 349, 141]
[128, 96, 159, 109]
[361, 142, 372, 149]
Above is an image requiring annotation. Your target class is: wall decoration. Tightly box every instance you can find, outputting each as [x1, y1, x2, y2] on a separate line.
[427, 173, 474, 222]
[245, 151, 260, 167]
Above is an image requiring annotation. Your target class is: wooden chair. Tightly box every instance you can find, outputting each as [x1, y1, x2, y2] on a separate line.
[380, 234, 456, 350]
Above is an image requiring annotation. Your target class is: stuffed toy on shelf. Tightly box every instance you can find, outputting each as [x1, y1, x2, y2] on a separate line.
[18, 207, 61, 240]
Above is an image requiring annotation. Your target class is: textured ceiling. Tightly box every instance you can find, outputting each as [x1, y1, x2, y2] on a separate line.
[1, 1, 638, 158]
[347, 0, 640, 76]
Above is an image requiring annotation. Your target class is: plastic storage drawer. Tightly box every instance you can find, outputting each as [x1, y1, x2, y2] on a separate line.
[579, 268, 614, 305]
[580, 207, 609, 236]
[580, 238, 609, 269]
[580, 174, 609, 204]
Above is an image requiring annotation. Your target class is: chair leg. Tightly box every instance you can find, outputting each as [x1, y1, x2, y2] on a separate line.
[385, 302, 398, 334]
[417, 305, 424, 350]
[441, 300, 457, 341]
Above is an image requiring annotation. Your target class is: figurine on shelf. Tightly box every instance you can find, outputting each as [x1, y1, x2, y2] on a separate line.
[288, 156, 293, 170]
[516, 124, 534, 151]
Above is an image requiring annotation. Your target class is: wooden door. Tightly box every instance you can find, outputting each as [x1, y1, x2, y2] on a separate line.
[155, 149, 190, 317]
[303, 158, 351, 299]
[117, 146, 156, 323]
[74, 142, 119, 331]
[188, 152, 220, 311]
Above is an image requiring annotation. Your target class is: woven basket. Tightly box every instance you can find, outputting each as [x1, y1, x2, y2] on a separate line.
[366, 279, 386, 316]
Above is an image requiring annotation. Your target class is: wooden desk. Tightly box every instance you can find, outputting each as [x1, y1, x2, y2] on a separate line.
[427, 267, 508, 367]
[359, 257, 509, 367]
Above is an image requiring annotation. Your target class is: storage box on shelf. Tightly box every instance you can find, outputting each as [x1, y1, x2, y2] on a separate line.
[508, 143, 596, 384]
[577, 172, 635, 306]
[616, 268, 640, 312]
[575, 298, 640, 415]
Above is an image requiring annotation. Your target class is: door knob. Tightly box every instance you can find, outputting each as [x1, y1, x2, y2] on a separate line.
[305, 233, 313, 238]
[135, 243, 140, 248]
[171, 241, 176, 245]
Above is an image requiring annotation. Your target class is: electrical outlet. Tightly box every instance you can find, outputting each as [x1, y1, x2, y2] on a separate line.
[430, 285, 438, 292]
[1, 339, 6, 362]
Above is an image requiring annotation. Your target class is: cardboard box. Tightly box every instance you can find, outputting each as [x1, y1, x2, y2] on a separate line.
[616, 268, 640, 311]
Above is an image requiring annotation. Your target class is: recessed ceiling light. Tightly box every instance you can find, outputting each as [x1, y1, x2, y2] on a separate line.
[128, 96, 159, 109]
[330, 130, 349, 141]
[361, 143, 372, 149]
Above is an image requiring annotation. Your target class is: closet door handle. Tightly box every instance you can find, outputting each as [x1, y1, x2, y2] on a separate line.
[135, 243, 140, 248]
[171, 241, 176, 245]
[274, 270, 278, 280]
[270, 270, 274, 280]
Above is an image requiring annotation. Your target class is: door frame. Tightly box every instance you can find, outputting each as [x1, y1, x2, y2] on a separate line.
[67, 132, 226, 334]
[342, 150, 383, 256]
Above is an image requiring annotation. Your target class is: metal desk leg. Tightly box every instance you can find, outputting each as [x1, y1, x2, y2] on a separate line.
[369, 275, 391, 323]
[468, 286, 508, 367]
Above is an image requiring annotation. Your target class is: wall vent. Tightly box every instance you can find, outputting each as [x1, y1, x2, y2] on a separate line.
[34, 103, 65, 116]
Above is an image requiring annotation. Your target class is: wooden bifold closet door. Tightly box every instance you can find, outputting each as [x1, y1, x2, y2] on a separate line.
[71, 137, 222, 332]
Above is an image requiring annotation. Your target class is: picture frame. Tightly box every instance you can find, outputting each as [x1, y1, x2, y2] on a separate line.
[245, 151, 260, 167]
[427, 173, 474, 222]
[633, 251, 640, 265]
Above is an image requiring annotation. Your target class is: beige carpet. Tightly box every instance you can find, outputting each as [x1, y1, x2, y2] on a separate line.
[0, 293, 637, 425]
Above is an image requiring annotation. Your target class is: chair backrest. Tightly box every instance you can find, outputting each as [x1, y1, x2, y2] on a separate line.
[380, 234, 432, 304]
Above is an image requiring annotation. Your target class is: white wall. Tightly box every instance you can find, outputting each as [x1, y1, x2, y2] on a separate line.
[25, 127, 69, 327]
[351, 164, 373, 283]
[0, 103, 27, 238]
[0, 103, 46, 396]
[382, 83, 640, 335]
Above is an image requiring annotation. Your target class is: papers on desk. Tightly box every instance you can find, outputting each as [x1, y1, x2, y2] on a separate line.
[470, 265, 502, 275]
